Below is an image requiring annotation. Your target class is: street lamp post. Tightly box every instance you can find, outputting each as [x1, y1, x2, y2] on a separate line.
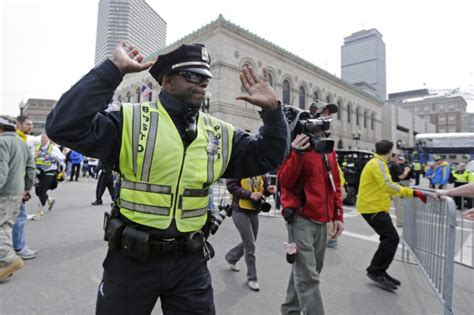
[352, 131, 361, 149]
[202, 92, 211, 113]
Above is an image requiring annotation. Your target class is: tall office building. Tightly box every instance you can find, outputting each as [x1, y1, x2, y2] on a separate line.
[341, 29, 386, 100]
[95, 0, 167, 65]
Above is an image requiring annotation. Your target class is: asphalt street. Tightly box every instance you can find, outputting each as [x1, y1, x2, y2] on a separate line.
[0, 179, 472, 314]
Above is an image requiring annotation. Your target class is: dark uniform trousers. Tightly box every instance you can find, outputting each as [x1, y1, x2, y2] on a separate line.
[362, 212, 400, 275]
[96, 248, 215, 315]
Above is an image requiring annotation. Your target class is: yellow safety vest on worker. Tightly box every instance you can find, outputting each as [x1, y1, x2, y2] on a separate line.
[412, 162, 421, 171]
[238, 176, 265, 210]
[35, 143, 54, 166]
[119, 101, 234, 233]
[452, 170, 471, 184]
[357, 154, 413, 214]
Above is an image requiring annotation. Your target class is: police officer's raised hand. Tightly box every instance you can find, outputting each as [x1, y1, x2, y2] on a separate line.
[111, 42, 155, 74]
[236, 66, 278, 110]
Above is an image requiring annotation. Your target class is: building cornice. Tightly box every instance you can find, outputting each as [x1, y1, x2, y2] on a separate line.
[144, 15, 384, 106]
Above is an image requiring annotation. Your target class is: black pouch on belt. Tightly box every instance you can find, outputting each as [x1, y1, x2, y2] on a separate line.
[121, 226, 150, 261]
[184, 231, 204, 254]
[104, 213, 126, 251]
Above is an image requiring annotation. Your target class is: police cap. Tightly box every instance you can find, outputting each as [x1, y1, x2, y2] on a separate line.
[149, 43, 212, 85]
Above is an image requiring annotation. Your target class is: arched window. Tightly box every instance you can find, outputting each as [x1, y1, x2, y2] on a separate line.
[364, 111, 368, 128]
[337, 140, 344, 149]
[136, 87, 141, 103]
[117, 95, 123, 104]
[347, 104, 352, 123]
[355, 107, 360, 126]
[268, 73, 273, 87]
[337, 100, 342, 120]
[313, 91, 320, 101]
[371, 113, 375, 130]
[299, 86, 306, 109]
[147, 82, 153, 102]
[126, 91, 131, 103]
[283, 79, 291, 105]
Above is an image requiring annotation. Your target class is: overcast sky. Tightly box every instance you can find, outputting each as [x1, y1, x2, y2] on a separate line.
[1, 0, 473, 115]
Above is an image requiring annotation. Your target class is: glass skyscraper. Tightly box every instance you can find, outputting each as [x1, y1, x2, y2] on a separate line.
[95, 0, 167, 65]
[341, 29, 386, 100]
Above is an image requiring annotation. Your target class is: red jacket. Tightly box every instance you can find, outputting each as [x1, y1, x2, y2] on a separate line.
[277, 150, 343, 223]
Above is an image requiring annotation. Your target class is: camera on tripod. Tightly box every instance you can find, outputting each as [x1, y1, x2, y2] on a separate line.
[252, 198, 271, 213]
[282, 103, 336, 154]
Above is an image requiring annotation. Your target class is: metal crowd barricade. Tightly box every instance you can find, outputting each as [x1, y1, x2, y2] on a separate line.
[401, 188, 457, 315]
[455, 196, 474, 269]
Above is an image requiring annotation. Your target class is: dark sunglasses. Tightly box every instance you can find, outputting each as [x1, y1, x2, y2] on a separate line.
[177, 71, 209, 84]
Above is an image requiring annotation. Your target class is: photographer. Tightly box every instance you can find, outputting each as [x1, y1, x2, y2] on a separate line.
[224, 176, 276, 291]
[278, 101, 344, 315]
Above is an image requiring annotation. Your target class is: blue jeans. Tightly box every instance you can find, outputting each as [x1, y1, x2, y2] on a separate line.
[12, 202, 27, 252]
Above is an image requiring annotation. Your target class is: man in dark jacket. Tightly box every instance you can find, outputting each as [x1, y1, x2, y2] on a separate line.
[278, 102, 344, 315]
[46, 42, 288, 314]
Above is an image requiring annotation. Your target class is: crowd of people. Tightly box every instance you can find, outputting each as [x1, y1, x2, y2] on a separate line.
[1, 41, 473, 315]
[0, 114, 118, 283]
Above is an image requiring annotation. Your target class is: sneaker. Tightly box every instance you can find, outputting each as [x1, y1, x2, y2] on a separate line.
[367, 272, 397, 291]
[91, 200, 103, 206]
[229, 263, 240, 272]
[384, 272, 401, 286]
[326, 239, 338, 248]
[16, 247, 38, 260]
[0, 257, 24, 281]
[247, 280, 260, 291]
[32, 210, 44, 221]
[47, 198, 56, 211]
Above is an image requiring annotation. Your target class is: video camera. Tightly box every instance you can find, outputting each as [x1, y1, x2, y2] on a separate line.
[282, 105, 334, 154]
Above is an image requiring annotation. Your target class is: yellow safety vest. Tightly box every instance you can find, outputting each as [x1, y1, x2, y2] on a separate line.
[119, 101, 234, 233]
[238, 176, 264, 210]
[452, 170, 470, 183]
[35, 143, 54, 166]
[412, 162, 421, 171]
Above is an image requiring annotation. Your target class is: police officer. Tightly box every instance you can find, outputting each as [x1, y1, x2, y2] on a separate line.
[411, 159, 422, 186]
[46, 42, 289, 314]
[450, 162, 473, 209]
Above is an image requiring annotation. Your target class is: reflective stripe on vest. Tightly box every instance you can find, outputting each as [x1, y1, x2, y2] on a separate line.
[119, 101, 234, 232]
[35, 143, 54, 166]
[238, 176, 264, 210]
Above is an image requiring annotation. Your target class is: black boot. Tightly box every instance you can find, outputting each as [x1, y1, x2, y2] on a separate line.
[384, 272, 401, 286]
[91, 200, 103, 206]
[367, 272, 397, 291]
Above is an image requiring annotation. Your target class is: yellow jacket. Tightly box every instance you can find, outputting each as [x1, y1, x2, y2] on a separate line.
[357, 154, 413, 214]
